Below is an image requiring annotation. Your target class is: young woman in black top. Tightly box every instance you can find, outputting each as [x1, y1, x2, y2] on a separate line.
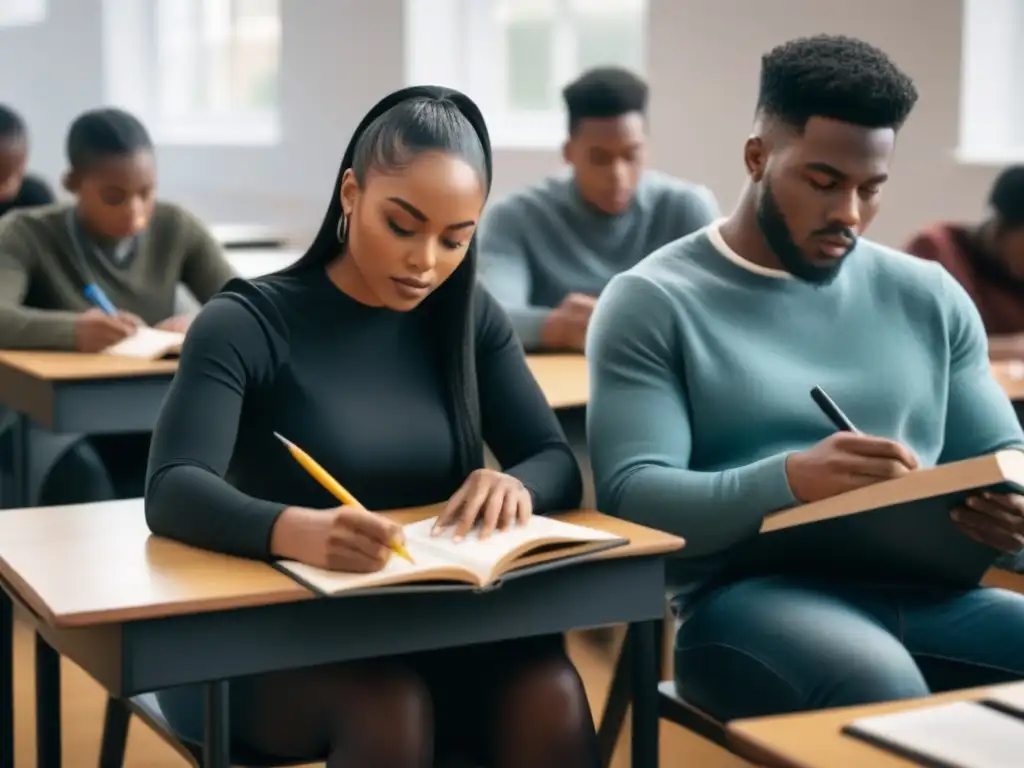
[145, 86, 596, 767]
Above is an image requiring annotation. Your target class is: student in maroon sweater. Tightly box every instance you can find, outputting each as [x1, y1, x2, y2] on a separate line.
[906, 167, 1024, 361]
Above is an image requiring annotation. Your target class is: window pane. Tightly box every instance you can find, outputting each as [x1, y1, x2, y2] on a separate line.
[0, 0, 46, 26]
[504, 17, 556, 111]
[155, 0, 279, 122]
[574, 13, 644, 74]
[572, 0, 645, 75]
[227, 0, 280, 112]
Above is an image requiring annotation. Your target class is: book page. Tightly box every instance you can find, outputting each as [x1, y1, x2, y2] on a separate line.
[986, 681, 1024, 716]
[845, 701, 1024, 768]
[402, 515, 621, 576]
[278, 543, 465, 594]
[103, 327, 184, 359]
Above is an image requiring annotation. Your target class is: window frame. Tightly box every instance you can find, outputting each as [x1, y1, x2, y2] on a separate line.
[957, 0, 1024, 165]
[102, 0, 281, 147]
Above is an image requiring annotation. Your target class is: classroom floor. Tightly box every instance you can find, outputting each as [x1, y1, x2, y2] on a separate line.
[9, 613, 751, 767]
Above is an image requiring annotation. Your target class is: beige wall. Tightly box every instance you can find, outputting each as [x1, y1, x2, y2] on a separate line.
[0, 0, 1002, 248]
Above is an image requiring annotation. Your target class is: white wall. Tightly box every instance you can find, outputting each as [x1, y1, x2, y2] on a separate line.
[0, 0, 1003, 248]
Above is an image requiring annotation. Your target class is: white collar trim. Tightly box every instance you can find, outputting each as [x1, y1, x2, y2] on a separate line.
[706, 218, 793, 280]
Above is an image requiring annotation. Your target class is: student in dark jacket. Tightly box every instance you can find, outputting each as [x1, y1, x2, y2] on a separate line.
[144, 85, 597, 768]
[0, 104, 55, 218]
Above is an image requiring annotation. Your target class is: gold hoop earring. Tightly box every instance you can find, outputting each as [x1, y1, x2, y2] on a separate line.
[336, 213, 349, 244]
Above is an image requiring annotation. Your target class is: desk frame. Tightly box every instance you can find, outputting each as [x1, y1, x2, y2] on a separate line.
[5, 554, 665, 768]
[0, 371, 172, 768]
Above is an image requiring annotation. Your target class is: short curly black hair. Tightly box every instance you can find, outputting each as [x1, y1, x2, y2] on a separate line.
[0, 104, 26, 142]
[757, 35, 918, 131]
[563, 67, 647, 134]
[989, 166, 1024, 228]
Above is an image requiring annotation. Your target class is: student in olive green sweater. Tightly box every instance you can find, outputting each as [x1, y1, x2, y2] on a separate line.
[0, 107, 236, 505]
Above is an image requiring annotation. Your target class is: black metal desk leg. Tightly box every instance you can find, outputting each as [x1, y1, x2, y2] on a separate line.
[629, 620, 659, 768]
[204, 680, 230, 768]
[35, 632, 61, 768]
[11, 413, 30, 508]
[597, 631, 632, 767]
[1, 591, 12, 768]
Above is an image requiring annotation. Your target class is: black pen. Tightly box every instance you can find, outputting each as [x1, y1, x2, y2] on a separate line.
[810, 386, 860, 433]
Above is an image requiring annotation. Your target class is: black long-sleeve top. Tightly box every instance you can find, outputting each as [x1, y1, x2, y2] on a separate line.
[145, 270, 582, 559]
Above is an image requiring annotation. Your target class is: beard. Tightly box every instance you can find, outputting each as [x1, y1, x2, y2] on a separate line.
[756, 178, 850, 285]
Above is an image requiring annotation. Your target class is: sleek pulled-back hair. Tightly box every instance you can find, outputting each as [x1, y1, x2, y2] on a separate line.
[284, 85, 492, 477]
[756, 35, 918, 132]
[66, 107, 153, 173]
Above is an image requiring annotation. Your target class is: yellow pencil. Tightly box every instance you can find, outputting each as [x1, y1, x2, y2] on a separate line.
[273, 432, 415, 564]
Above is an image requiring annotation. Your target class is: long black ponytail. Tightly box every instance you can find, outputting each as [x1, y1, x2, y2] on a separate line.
[281, 86, 493, 478]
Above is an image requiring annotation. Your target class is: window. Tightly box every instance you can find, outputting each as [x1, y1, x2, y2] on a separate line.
[958, 0, 1024, 164]
[0, 0, 46, 26]
[102, 0, 281, 146]
[405, 0, 647, 149]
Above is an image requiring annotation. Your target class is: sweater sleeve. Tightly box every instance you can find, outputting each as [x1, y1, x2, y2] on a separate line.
[475, 285, 582, 513]
[178, 207, 238, 303]
[668, 183, 721, 238]
[476, 197, 550, 350]
[0, 214, 79, 350]
[586, 272, 797, 555]
[145, 288, 288, 558]
[936, 269, 1024, 461]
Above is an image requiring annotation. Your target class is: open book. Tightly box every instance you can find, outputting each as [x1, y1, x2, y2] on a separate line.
[102, 327, 185, 360]
[729, 450, 1024, 588]
[277, 514, 628, 596]
[983, 681, 1024, 720]
[843, 700, 1024, 768]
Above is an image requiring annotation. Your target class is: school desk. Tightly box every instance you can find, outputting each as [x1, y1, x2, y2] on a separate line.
[224, 246, 303, 277]
[209, 223, 290, 250]
[992, 360, 1024, 402]
[726, 682, 1010, 768]
[0, 350, 587, 508]
[0, 499, 683, 768]
[0, 351, 177, 507]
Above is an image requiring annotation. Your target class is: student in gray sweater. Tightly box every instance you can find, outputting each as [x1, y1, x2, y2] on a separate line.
[477, 67, 719, 352]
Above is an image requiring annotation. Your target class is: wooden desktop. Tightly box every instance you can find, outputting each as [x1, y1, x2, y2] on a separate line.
[0, 499, 683, 768]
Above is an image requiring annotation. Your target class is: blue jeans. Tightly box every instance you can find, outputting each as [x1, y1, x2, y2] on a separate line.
[675, 576, 1024, 721]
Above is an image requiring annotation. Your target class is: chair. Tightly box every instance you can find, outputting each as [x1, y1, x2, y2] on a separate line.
[98, 694, 310, 768]
[99, 693, 484, 768]
[596, 621, 730, 767]
[598, 566, 1024, 765]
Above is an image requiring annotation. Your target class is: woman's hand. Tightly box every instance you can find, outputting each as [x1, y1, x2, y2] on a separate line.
[270, 505, 405, 572]
[432, 468, 532, 542]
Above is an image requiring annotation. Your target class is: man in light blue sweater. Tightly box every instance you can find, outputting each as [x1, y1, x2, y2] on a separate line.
[588, 35, 1024, 721]
[477, 67, 719, 353]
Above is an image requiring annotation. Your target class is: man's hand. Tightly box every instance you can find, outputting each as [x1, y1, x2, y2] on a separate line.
[156, 314, 195, 334]
[74, 308, 142, 353]
[952, 492, 1024, 553]
[540, 293, 596, 351]
[786, 432, 920, 503]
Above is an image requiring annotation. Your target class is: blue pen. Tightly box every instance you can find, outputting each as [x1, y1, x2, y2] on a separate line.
[83, 283, 118, 317]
